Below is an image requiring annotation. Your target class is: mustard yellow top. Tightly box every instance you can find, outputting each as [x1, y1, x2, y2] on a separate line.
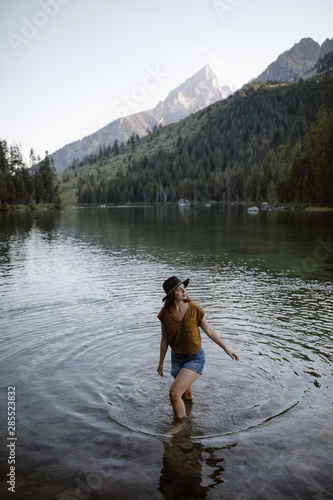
[157, 301, 205, 354]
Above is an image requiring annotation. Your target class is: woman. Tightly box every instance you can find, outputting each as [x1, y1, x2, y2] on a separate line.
[157, 276, 239, 425]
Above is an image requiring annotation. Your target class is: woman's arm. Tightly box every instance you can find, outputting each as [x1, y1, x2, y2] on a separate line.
[200, 317, 239, 361]
[157, 324, 169, 376]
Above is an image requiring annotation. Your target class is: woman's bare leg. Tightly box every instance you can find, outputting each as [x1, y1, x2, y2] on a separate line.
[182, 385, 193, 401]
[169, 368, 200, 420]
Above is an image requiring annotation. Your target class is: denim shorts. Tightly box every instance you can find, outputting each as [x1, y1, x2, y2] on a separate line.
[171, 347, 205, 378]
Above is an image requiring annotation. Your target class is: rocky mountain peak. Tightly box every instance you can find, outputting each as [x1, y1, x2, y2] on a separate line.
[320, 38, 333, 58]
[253, 37, 333, 84]
[155, 65, 231, 121]
[288, 37, 320, 66]
[190, 64, 220, 86]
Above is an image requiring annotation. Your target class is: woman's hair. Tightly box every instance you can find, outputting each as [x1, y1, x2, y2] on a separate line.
[163, 291, 191, 308]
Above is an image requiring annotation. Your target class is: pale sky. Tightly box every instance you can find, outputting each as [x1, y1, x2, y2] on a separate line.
[1, 0, 332, 163]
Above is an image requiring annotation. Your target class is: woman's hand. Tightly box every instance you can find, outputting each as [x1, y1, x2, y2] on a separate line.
[157, 364, 164, 377]
[226, 348, 239, 361]
[200, 317, 239, 361]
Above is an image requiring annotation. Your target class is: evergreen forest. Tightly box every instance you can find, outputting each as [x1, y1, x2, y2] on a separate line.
[75, 75, 333, 206]
[0, 141, 60, 210]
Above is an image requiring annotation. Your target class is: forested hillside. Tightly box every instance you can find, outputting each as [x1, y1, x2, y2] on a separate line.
[276, 104, 333, 205]
[75, 75, 333, 206]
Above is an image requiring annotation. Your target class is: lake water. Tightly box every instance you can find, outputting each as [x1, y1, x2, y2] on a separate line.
[0, 205, 332, 500]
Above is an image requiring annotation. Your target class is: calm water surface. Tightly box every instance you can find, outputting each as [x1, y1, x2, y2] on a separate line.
[0, 205, 332, 499]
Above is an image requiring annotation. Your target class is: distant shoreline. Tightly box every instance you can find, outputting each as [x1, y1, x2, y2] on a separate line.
[2, 202, 333, 212]
[61, 202, 333, 211]
[0, 203, 60, 212]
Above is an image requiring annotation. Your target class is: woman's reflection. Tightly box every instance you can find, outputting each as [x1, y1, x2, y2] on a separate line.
[159, 422, 237, 499]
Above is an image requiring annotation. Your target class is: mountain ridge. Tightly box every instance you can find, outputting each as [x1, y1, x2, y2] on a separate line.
[51, 37, 333, 173]
[253, 37, 333, 83]
[51, 65, 231, 172]
[57, 74, 332, 207]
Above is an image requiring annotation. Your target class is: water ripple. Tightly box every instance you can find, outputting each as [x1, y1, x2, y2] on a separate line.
[1, 211, 332, 443]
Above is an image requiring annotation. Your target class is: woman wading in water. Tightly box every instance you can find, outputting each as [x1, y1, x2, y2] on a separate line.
[157, 276, 239, 429]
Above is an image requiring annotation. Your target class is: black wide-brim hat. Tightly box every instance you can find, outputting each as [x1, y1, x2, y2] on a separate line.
[162, 275, 189, 301]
